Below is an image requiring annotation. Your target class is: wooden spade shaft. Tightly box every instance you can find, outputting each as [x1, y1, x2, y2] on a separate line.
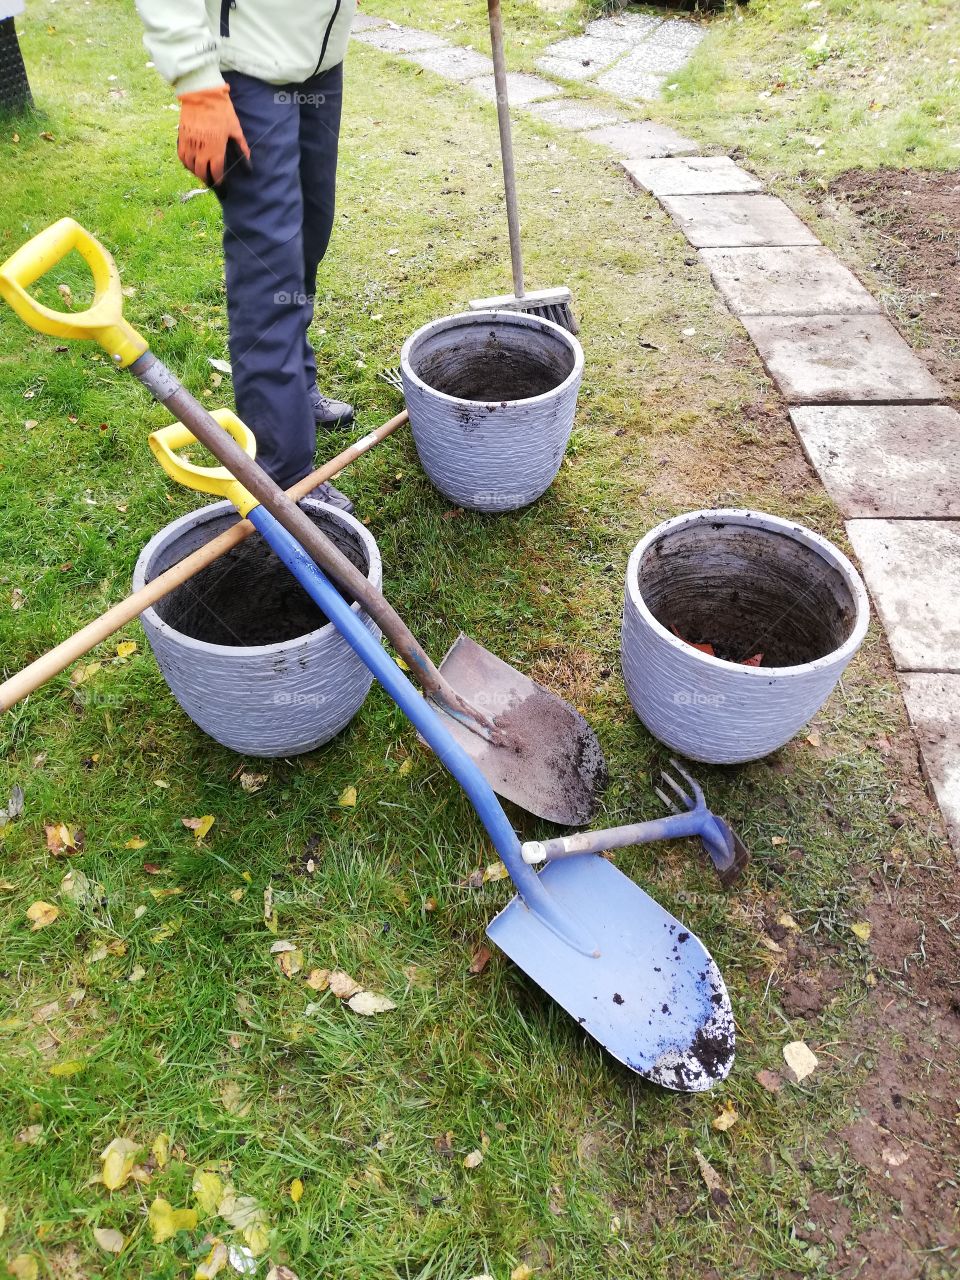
[0, 410, 408, 712]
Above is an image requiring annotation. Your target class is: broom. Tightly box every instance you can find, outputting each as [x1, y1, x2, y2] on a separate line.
[469, 0, 579, 334]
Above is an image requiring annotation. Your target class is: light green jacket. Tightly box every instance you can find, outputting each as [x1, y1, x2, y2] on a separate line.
[135, 0, 357, 94]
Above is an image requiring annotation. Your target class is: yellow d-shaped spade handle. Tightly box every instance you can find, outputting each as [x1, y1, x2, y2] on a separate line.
[149, 410, 260, 517]
[0, 217, 148, 367]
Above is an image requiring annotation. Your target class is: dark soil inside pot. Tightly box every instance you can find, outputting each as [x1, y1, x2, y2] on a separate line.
[149, 505, 368, 647]
[412, 323, 576, 402]
[638, 520, 859, 667]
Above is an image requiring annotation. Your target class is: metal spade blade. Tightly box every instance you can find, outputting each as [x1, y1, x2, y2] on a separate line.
[487, 855, 735, 1091]
[435, 633, 608, 826]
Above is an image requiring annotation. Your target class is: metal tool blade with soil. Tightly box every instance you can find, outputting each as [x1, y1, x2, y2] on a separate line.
[146, 419, 736, 1091]
[0, 219, 606, 825]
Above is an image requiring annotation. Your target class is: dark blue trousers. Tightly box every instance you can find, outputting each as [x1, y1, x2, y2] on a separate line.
[219, 64, 343, 489]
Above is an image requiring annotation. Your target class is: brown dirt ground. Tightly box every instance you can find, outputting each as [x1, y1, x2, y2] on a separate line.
[825, 169, 960, 406]
[797, 168, 960, 1278]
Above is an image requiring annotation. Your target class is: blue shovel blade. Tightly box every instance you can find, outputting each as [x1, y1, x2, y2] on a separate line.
[487, 856, 734, 1091]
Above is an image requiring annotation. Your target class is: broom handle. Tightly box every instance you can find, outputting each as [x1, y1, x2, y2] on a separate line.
[0, 410, 408, 712]
[487, 0, 525, 300]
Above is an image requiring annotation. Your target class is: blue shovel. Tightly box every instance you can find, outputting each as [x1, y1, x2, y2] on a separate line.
[148, 419, 736, 1091]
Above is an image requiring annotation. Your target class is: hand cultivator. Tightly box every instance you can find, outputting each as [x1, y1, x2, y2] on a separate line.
[0, 219, 749, 1091]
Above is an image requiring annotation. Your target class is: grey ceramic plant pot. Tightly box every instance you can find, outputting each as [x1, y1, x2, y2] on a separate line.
[133, 499, 382, 757]
[400, 309, 584, 512]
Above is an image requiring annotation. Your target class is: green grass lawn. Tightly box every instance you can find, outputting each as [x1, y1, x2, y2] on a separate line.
[0, 2, 949, 1277]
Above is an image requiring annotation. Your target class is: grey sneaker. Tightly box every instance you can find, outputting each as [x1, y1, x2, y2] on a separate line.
[302, 482, 354, 515]
[309, 386, 354, 428]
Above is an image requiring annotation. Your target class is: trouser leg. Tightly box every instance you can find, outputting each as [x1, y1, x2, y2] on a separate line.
[218, 72, 315, 489]
[297, 62, 343, 393]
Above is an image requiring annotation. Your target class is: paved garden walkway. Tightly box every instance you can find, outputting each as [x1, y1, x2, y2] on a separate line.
[352, 12, 960, 854]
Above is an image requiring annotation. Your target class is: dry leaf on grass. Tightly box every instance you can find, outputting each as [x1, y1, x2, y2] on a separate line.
[694, 1147, 729, 1207]
[266, 1267, 300, 1280]
[196, 1240, 229, 1279]
[783, 1040, 818, 1083]
[711, 1101, 739, 1132]
[511, 1266, 535, 1280]
[193, 1168, 224, 1216]
[289, 1177, 304, 1203]
[93, 1226, 124, 1254]
[218, 1080, 252, 1117]
[338, 785, 357, 808]
[152, 1132, 170, 1168]
[328, 970, 362, 999]
[124, 836, 147, 850]
[347, 991, 396, 1016]
[49, 1059, 85, 1077]
[15, 1125, 42, 1147]
[45, 823, 82, 855]
[240, 772, 267, 794]
[850, 921, 871, 942]
[482, 860, 509, 883]
[8, 1255, 38, 1280]
[182, 814, 215, 841]
[26, 901, 59, 930]
[469, 944, 492, 975]
[116, 641, 138, 659]
[270, 941, 303, 978]
[305, 968, 330, 991]
[148, 1196, 198, 1243]
[100, 1137, 141, 1190]
[755, 1069, 783, 1093]
[463, 1149, 483, 1169]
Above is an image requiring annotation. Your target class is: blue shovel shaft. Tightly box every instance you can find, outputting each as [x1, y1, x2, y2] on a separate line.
[246, 504, 602, 957]
[523, 810, 730, 863]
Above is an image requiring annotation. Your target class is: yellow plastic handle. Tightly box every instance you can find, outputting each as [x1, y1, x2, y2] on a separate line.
[0, 217, 148, 367]
[149, 410, 259, 517]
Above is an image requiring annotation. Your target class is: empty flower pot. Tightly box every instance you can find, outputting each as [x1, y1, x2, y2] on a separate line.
[133, 499, 382, 757]
[621, 509, 870, 764]
[400, 309, 584, 512]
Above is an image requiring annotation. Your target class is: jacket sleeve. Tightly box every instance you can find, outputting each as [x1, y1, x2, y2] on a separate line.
[134, 0, 225, 94]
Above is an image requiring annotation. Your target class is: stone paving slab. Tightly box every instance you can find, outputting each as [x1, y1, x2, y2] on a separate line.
[660, 193, 819, 248]
[790, 405, 960, 518]
[741, 314, 945, 404]
[585, 13, 663, 41]
[468, 72, 561, 104]
[623, 156, 763, 195]
[583, 120, 698, 160]
[899, 673, 960, 852]
[522, 98, 623, 132]
[403, 45, 493, 82]
[352, 24, 447, 52]
[535, 34, 633, 79]
[845, 519, 960, 671]
[700, 246, 880, 317]
[596, 23, 704, 94]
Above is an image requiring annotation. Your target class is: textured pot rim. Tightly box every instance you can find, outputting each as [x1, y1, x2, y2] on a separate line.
[625, 508, 870, 678]
[399, 308, 585, 409]
[133, 498, 382, 658]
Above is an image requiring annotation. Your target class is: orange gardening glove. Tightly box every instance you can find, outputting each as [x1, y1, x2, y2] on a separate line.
[177, 84, 251, 187]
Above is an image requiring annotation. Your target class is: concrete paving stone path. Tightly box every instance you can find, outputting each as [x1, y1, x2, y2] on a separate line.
[583, 120, 699, 161]
[742, 314, 946, 404]
[899, 674, 960, 850]
[700, 246, 881, 317]
[353, 10, 960, 853]
[624, 156, 764, 196]
[522, 98, 623, 132]
[790, 405, 960, 518]
[661, 193, 820, 248]
[846, 520, 960, 672]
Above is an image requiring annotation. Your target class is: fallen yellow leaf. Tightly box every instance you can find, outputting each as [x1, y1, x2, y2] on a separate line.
[93, 1226, 124, 1254]
[305, 968, 330, 991]
[328, 970, 362, 999]
[26, 900, 59, 930]
[711, 1100, 739, 1132]
[398, 758, 412, 777]
[482, 861, 509, 883]
[244, 1220, 270, 1255]
[45, 822, 80, 855]
[0, 1203, 6, 1238]
[463, 1149, 483, 1169]
[347, 991, 397, 1016]
[125, 836, 148, 849]
[290, 1177, 304, 1204]
[148, 1196, 198, 1243]
[182, 814, 215, 841]
[8, 1254, 38, 1280]
[192, 1168, 224, 1217]
[218, 1080, 252, 1117]
[338, 785, 357, 808]
[100, 1137, 141, 1190]
[70, 661, 101, 686]
[152, 1132, 170, 1168]
[196, 1240, 229, 1279]
[49, 1059, 85, 1077]
[116, 641, 138, 659]
[851, 921, 871, 942]
[511, 1266, 535, 1280]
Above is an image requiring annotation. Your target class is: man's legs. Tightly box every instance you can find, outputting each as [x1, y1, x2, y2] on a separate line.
[219, 73, 316, 489]
[297, 63, 351, 423]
